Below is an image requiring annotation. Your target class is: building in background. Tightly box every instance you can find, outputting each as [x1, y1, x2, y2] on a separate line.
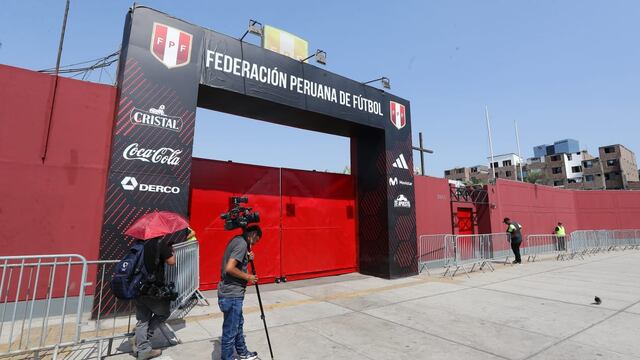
[533, 139, 580, 158]
[444, 165, 489, 184]
[445, 141, 639, 191]
[574, 144, 640, 190]
[488, 153, 523, 181]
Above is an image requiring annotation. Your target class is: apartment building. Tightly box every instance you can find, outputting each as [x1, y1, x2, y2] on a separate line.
[578, 145, 639, 190]
[444, 165, 490, 183]
[524, 151, 593, 187]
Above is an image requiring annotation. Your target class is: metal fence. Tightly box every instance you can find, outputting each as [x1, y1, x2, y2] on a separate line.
[0, 240, 202, 359]
[166, 240, 207, 320]
[569, 230, 640, 257]
[523, 235, 566, 261]
[441, 234, 512, 277]
[523, 230, 640, 262]
[417, 234, 449, 274]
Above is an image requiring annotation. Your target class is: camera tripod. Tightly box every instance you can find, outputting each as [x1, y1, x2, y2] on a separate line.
[249, 256, 275, 360]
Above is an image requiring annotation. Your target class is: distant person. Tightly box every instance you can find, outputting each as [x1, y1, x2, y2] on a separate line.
[504, 218, 523, 264]
[217, 225, 262, 360]
[554, 222, 566, 251]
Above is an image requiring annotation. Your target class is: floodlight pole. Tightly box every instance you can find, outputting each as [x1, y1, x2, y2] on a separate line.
[485, 106, 497, 180]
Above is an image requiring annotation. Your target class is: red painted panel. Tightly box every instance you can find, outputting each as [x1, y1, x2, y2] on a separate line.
[0, 65, 116, 261]
[190, 159, 281, 290]
[280, 169, 356, 280]
[414, 176, 451, 235]
[457, 208, 473, 235]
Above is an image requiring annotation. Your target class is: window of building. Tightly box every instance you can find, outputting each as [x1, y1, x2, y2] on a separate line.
[567, 154, 573, 161]
[583, 160, 593, 168]
[553, 180, 564, 186]
[550, 155, 560, 161]
[445, 170, 451, 176]
[606, 159, 618, 167]
[505, 171, 512, 177]
[568, 179, 576, 184]
[493, 162, 499, 169]
[552, 167, 562, 174]
[502, 160, 512, 167]
[605, 173, 611, 180]
[585, 175, 594, 182]
[456, 168, 465, 174]
[471, 167, 477, 172]
[571, 166, 582, 173]
[604, 146, 616, 154]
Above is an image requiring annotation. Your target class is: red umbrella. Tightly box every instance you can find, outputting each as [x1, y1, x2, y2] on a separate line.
[125, 211, 190, 240]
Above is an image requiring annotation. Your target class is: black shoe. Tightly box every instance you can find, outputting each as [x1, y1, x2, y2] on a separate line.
[238, 350, 258, 360]
[512, 260, 521, 264]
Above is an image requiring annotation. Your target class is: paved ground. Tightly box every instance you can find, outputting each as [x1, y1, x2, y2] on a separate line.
[108, 251, 640, 360]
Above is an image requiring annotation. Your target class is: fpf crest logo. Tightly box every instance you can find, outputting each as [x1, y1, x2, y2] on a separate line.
[150, 23, 193, 69]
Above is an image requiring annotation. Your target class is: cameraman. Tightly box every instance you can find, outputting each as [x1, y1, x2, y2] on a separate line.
[217, 225, 262, 360]
[132, 237, 176, 360]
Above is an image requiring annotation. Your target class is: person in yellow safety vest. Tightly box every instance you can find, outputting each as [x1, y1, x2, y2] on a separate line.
[187, 227, 197, 241]
[554, 222, 566, 251]
[504, 218, 523, 264]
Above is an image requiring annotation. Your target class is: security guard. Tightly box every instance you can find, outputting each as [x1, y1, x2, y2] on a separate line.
[504, 218, 523, 264]
[554, 222, 566, 251]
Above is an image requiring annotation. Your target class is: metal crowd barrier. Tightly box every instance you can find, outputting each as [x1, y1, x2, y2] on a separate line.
[442, 234, 508, 277]
[523, 230, 640, 263]
[166, 240, 207, 320]
[1, 241, 203, 359]
[417, 234, 449, 274]
[523, 235, 567, 261]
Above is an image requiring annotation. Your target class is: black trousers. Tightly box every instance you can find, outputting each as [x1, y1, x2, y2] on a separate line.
[511, 239, 522, 263]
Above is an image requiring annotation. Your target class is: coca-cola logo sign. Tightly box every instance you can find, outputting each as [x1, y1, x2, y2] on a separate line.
[123, 143, 182, 166]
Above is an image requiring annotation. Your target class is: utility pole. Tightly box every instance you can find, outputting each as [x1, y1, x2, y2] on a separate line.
[485, 106, 496, 180]
[514, 120, 524, 181]
[412, 132, 434, 176]
[42, 0, 71, 162]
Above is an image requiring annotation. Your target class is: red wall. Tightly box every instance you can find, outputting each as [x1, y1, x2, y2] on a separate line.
[488, 179, 640, 236]
[0, 65, 116, 259]
[414, 176, 452, 235]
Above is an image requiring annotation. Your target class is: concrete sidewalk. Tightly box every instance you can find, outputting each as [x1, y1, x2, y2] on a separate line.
[109, 251, 640, 360]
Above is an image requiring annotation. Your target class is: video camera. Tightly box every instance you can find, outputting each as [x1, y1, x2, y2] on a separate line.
[220, 196, 260, 231]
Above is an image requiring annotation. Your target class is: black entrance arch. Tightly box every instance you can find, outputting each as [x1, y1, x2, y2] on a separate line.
[100, 6, 417, 280]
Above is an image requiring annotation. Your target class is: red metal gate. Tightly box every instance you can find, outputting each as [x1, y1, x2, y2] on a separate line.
[189, 158, 356, 290]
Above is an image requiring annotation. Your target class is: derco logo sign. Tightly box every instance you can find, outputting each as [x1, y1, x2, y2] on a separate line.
[389, 101, 406, 130]
[121, 176, 180, 194]
[150, 23, 193, 69]
[130, 105, 183, 131]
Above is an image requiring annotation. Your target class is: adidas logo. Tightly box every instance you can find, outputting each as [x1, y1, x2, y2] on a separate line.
[392, 154, 409, 170]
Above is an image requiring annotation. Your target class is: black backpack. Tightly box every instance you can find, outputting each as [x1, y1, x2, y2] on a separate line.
[110, 241, 151, 300]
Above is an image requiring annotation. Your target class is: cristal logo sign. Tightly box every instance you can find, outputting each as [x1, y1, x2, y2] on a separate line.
[130, 105, 183, 132]
[121, 176, 180, 194]
[123, 143, 182, 166]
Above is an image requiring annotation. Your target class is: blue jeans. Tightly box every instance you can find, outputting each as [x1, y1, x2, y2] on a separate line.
[218, 297, 248, 360]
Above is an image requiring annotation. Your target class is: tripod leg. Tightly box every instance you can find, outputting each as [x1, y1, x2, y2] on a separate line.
[250, 260, 274, 360]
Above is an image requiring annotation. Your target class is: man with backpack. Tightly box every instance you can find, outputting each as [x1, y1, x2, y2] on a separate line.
[504, 218, 523, 264]
[217, 225, 262, 360]
[133, 237, 176, 360]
